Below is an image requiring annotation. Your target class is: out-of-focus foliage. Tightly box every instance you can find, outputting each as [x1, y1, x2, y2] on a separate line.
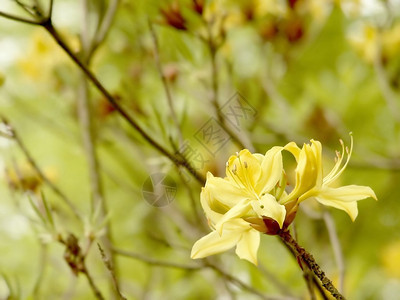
[0, 0, 400, 299]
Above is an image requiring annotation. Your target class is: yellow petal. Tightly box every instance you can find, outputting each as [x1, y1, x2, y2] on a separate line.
[251, 194, 286, 228]
[206, 172, 250, 208]
[317, 185, 377, 202]
[191, 219, 250, 259]
[310, 140, 323, 186]
[255, 146, 283, 195]
[215, 198, 253, 235]
[315, 196, 359, 221]
[282, 142, 320, 203]
[235, 229, 260, 265]
[284, 142, 301, 161]
[200, 187, 224, 226]
[191, 230, 242, 259]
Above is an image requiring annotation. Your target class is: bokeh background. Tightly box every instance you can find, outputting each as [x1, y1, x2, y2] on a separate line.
[0, 0, 400, 299]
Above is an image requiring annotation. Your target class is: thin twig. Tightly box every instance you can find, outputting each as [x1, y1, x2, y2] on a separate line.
[303, 270, 317, 300]
[88, 0, 120, 58]
[98, 244, 127, 300]
[204, 22, 248, 150]
[373, 30, 400, 123]
[112, 248, 296, 300]
[32, 243, 47, 298]
[278, 229, 345, 300]
[204, 262, 296, 300]
[176, 168, 205, 228]
[311, 275, 329, 300]
[42, 20, 205, 184]
[149, 21, 183, 145]
[79, 2, 120, 296]
[279, 232, 320, 299]
[0, 10, 205, 183]
[323, 210, 345, 293]
[82, 264, 106, 300]
[1, 117, 82, 219]
[15, 0, 36, 16]
[0, 10, 42, 25]
[48, 0, 54, 18]
[113, 248, 202, 270]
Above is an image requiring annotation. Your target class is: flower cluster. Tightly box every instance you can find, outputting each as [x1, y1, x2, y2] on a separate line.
[191, 137, 376, 265]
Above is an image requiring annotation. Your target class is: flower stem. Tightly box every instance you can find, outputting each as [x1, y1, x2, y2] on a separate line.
[278, 229, 345, 300]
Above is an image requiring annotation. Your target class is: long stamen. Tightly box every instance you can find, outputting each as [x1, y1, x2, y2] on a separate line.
[323, 135, 353, 185]
[226, 161, 242, 188]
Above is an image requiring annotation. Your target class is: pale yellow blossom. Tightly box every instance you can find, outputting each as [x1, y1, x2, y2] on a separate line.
[191, 148, 286, 265]
[192, 137, 376, 265]
[281, 136, 377, 221]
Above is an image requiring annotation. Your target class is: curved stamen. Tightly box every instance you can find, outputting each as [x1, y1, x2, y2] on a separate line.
[226, 161, 242, 188]
[323, 134, 353, 185]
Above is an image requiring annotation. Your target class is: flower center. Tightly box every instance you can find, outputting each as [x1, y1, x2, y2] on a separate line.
[226, 154, 259, 200]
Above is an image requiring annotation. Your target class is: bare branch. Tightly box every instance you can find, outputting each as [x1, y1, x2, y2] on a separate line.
[149, 21, 183, 145]
[82, 263, 106, 300]
[0, 10, 42, 25]
[98, 244, 127, 300]
[1, 117, 82, 219]
[373, 30, 400, 123]
[89, 0, 121, 58]
[42, 20, 205, 184]
[323, 211, 345, 293]
[204, 262, 298, 300]
[278, 229, 345, 300]
[113, 248, 202, 270]
[48, 0, 54, 19]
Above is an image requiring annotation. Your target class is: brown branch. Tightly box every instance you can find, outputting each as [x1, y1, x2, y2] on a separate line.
[0, 10, 42, 25]
[48, 0, 54, 18]
[98, 244, 127, 300]
[113, 248, 202, 270]
[42, 20, 205, 184]
[0, 6, 205, 184]
[82, 264, 106, 300]
[278, 229, 345, 300]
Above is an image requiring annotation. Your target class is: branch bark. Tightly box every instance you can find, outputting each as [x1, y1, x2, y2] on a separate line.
[278, 229, 345, 300]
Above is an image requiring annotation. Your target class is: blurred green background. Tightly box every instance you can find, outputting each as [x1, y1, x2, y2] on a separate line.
[0, 0, 400, 299]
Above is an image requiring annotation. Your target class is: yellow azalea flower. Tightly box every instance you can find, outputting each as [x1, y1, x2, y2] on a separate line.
[281, 136, 377, 221]
[191, 148, 286, 265]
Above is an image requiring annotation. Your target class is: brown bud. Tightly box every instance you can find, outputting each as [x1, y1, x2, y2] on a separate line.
[192, 0, 204, 15]
[63, 233, 84, 276]
[283, 201, 299, 227]
[287, 0, 300, 10]
[284, 18, 304, 43]
[160, 3, 187, 31]
[262, 217, 281, 235]
[162, 63, 179, 82]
